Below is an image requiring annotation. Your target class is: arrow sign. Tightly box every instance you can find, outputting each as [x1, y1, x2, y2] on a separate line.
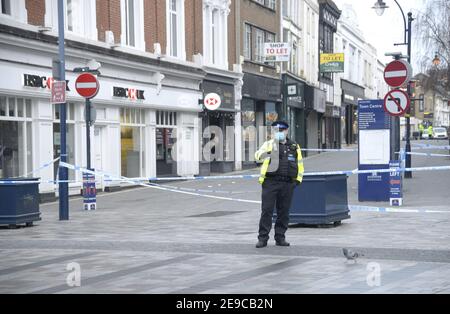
[384, 60, 412, 88]
[383, 89, 410, 116]
[75, 73, 99, 99]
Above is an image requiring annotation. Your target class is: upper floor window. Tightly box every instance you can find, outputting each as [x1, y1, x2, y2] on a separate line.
[45, 0, 97, 40]
[244, 23, 276, 66]
[253, 0, 276, 10]
[1, 0, 27, 23]
[203, 1, 230, 68]
[167, 0, 185, 59]
[1, 0, 11, 15]
[121, 0, 145, 50]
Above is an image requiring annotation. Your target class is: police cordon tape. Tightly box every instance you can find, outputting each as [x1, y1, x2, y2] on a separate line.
[57, 162, 450, 209]
[412, 143, 450, 150]
[406, 152, 450, 158]
[19, 157, 60, 178]
[300, 148, 358, 152]
[58, 161, 262, 204]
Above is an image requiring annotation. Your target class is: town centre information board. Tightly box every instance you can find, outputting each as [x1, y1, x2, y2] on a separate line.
[358, 99, 392, 202]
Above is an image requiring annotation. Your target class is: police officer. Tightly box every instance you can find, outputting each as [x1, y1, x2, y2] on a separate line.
[254, 121, 304, 248]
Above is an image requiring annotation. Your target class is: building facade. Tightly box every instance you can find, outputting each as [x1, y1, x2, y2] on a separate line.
[235, 0, 282, 168]
[0, 0, 245, 196]
[317, 0, 340, 150]
[333, 4, 385, 145]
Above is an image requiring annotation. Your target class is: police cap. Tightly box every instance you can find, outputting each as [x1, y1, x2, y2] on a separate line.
[271, 121, 289, 130]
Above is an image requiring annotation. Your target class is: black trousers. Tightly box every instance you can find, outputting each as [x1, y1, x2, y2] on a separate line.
[258, 179, 296, 242]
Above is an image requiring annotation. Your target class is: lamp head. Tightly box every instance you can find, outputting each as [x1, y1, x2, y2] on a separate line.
[372, 0, 389, 16]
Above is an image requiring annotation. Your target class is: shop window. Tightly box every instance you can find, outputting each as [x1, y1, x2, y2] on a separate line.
[0, 96, 33, 179]
[53, 103, 76, 181]
[120, 108, 145, 178]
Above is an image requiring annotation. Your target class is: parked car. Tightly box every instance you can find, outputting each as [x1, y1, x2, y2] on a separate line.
[433, 127, 448, 140]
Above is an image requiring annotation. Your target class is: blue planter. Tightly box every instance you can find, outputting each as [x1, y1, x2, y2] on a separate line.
[0, 178, 41, 227]
[275, 174, 350, 226]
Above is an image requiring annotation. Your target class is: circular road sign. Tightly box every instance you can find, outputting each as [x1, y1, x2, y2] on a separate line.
[75, 73, 99, 99]
[384, 60, 412, 88]
[383, 89, 410, 116]
[204, 93, 221, 111]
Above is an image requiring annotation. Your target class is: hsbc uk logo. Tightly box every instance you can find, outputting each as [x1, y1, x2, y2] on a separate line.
[113, 86, 145, 100]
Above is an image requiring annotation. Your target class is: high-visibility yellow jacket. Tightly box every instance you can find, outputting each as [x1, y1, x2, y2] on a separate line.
[428, 126, 433, 135]
[254, 139, 304, 184]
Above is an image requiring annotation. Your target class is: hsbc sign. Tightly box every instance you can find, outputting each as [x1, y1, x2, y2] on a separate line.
[23, 74, 70, 91]
[113, 86, 145, 100]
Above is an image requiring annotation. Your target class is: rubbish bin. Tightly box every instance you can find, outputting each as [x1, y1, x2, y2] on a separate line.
[274, 174, 350, 226]
[0, 178, 41, 227]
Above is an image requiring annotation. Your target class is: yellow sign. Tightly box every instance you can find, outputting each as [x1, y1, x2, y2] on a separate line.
[320, 53, 345, 73]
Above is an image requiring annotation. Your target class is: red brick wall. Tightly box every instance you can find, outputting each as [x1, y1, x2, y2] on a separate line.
[26, 0, 45, 26]
[228, 0, 237, 70]
[96, 0, 121, 44]
[184, 0, 203, 62]
[144, 0, 166, 54]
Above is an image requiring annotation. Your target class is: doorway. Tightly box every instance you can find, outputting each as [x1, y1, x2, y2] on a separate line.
[156, 128, 177, 176]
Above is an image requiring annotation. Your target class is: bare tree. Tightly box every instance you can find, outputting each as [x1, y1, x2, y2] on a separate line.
[415, 0, 450, 89]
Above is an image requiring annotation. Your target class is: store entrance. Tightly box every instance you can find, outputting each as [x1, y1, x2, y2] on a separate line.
[156, 128, 177, 176]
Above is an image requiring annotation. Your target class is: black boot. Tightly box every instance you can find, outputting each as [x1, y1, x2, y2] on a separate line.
[275, 239, 290, 247]
[255, 240, 267, 248]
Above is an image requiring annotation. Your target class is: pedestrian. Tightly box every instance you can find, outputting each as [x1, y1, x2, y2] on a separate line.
[254, 121, 304, 248]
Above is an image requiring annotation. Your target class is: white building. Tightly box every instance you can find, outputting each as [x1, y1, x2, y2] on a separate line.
[333, 3, 387, 144]
[0, 1, 205, 197]
[434, 90, 450, 128]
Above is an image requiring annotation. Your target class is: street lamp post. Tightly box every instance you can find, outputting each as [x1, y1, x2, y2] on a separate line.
[57, 0, 69, 220]
[372, 0, 414, 178]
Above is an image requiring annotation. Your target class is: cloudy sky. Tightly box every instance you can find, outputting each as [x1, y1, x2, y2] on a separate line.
[333, 0, 427, 73]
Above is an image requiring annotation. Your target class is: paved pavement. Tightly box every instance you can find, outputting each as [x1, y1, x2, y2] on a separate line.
[1, 140, 450, 294]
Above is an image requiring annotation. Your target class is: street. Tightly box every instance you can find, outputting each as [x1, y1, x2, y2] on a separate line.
[1, 140, 449, 294]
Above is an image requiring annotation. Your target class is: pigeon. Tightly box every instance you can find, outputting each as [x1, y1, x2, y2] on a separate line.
[343, 248, 364, 262]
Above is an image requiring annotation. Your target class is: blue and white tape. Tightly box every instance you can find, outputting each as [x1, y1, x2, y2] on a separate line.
[348, 205, 447, 214]
[301, 148, 358, 152]
[19, 157, 60, 178]
[412, 143, 450, 150]
[406, 152, 450, 158]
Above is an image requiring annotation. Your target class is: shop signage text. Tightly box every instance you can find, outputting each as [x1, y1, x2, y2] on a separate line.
[264, 43, 291, 62]
[113, 87, 145, 100]
[24, 74, 70, 91]
[320, 53, 345, 73]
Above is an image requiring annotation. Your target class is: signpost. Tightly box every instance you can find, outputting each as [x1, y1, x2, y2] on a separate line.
[358, 99, 392, 202]
[389, 160, 403, 206]
[75, 73, 99, 211]
[383, 89, 410, 116]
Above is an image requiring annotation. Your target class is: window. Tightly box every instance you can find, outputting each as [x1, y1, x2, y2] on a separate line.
[244, 24, 275, 65]
[120, 108, 146, 178]
[120, 0, 144, 49]
[253, 0, 276, 10]
[0, 96, 33, 179]
[244, 24, 252, 60]
[53, 103, 76, 181]
[283, 0, 288, 17]
[1, 0, 11, 15]
[255, 28, 265, 63]
[203, 1, 230, 67]
[167, 0, 185, 59]
[124, 0, 135, 47]
[45, 0, 96, 39]
[291, 40, 298, 74]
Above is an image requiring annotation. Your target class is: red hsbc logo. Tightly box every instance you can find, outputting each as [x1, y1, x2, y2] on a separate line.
[23, 74, 70, 91]
[113, 87, 145, 100]
[204, 93, 221, 111]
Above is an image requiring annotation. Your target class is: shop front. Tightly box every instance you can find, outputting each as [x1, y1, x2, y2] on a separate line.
[341, 79, 365, 145]
[324, 104, 341, 149]
[200, 79, 236, 175]
[0, 38, 204, 194]
[282, 73, 306, 147]
[304, 85, 326, 154]
[241, 73, 282, 168]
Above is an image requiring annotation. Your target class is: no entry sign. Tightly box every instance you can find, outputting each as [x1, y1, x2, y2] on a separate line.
[384, 60, 412, 88]
[75, 73, 99, 99]
[383, 89, 410, 116]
